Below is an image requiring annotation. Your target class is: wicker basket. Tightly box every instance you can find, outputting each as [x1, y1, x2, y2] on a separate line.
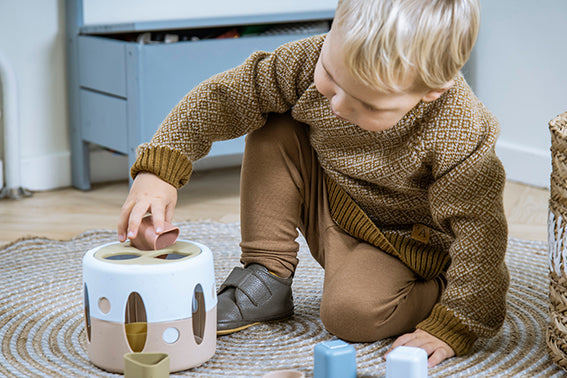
[547, 111, 567, 370]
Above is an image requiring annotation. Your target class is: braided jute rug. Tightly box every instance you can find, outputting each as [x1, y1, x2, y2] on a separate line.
[0, 221, 563, 377]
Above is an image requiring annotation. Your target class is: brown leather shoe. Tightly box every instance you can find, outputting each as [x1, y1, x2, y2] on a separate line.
[217, 264, 294, 335]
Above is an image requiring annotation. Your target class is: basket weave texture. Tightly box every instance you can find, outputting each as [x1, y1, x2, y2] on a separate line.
[547, 111, 567, 371]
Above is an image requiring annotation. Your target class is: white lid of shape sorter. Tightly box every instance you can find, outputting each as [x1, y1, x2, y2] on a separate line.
[83, 240, 217, 323]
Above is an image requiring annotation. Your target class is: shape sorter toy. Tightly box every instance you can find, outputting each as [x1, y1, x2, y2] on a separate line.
[82, 240, 217, 373]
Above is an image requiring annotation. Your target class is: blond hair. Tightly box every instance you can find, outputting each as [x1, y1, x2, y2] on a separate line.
[334, 0, 480, 92]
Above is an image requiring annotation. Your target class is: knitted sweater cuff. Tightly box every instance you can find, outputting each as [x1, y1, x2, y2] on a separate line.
[130, 144, 192, 189]
[417, 304, 478, 356]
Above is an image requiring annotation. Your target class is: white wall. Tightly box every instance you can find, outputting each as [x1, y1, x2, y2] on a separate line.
[0, 0, 564, 191]
[473, 0, 567, 188]
[0, 0, 70, 191]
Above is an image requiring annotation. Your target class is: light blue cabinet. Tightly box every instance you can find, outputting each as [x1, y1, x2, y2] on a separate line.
[66, 0, 334, 189]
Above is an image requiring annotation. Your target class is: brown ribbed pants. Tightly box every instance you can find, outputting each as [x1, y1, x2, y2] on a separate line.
[239, 113, 444, 342]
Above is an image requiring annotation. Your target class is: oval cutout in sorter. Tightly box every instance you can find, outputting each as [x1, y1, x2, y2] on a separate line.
[104, 253, 140, 260]
[154, 253, 189, 260]
[192, 284, 206, 345]
[84, 283, 91, 342]
[124, 292, 148, 352]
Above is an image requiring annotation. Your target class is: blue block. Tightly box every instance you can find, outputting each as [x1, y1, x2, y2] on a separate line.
[313, 340, 356, 378]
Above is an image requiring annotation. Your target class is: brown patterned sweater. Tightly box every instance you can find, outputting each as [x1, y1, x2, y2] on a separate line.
[131, 34, 509, 355]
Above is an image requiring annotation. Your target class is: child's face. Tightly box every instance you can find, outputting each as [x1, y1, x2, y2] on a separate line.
[314, 28, 451, 132]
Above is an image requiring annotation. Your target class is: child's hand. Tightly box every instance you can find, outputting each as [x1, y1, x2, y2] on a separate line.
[118, 172, 178, 242]
[385, 329, 455, 368]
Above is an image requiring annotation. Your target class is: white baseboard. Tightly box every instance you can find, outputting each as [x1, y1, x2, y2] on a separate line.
[496, 140, 551, 189]
[21, 152, 71, 191]
[20, 150, 129, 191]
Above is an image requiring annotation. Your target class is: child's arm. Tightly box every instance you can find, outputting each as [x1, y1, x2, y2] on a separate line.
[133, 35, 322, 177]
[386, 130, 506, 366]
[117, 172, 177, 242]
[119, 35, 324, 239]
[415, 108, 508, 357]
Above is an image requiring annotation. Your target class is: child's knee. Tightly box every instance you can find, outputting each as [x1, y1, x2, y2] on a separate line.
[319, 290, 396, 342]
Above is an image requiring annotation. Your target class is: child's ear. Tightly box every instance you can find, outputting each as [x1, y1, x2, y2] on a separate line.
[421, 80, 455, 102]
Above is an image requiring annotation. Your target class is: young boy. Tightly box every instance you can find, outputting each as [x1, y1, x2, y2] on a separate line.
[118, 0, 508, 368]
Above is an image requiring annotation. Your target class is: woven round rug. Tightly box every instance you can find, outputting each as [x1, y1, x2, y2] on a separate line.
[0, 221, 563, 377]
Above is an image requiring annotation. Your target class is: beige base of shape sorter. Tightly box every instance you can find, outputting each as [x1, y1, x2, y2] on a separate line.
[82, 240, 217, 373]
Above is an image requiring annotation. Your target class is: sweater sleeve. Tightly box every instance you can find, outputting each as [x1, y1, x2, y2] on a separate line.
[416, 97, 509, 355]
[131, 35, 324, 188]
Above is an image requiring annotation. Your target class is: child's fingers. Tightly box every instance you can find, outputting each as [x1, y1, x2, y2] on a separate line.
[165, 203, 176, 224]
[150, 203, 166, 234]
[127, 202, 151, 239]
[427, 347, 449, 368]
[385, 332, 415, 355]
[118, 172, 177, 242]
[118, 200, 135, 241]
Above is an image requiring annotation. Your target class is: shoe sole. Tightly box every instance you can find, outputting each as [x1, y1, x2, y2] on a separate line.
[217, 314, 293, 336]
[217, 322, 260, 335]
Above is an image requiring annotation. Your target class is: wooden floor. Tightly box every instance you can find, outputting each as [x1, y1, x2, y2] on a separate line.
[0, 166, 550, 247]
